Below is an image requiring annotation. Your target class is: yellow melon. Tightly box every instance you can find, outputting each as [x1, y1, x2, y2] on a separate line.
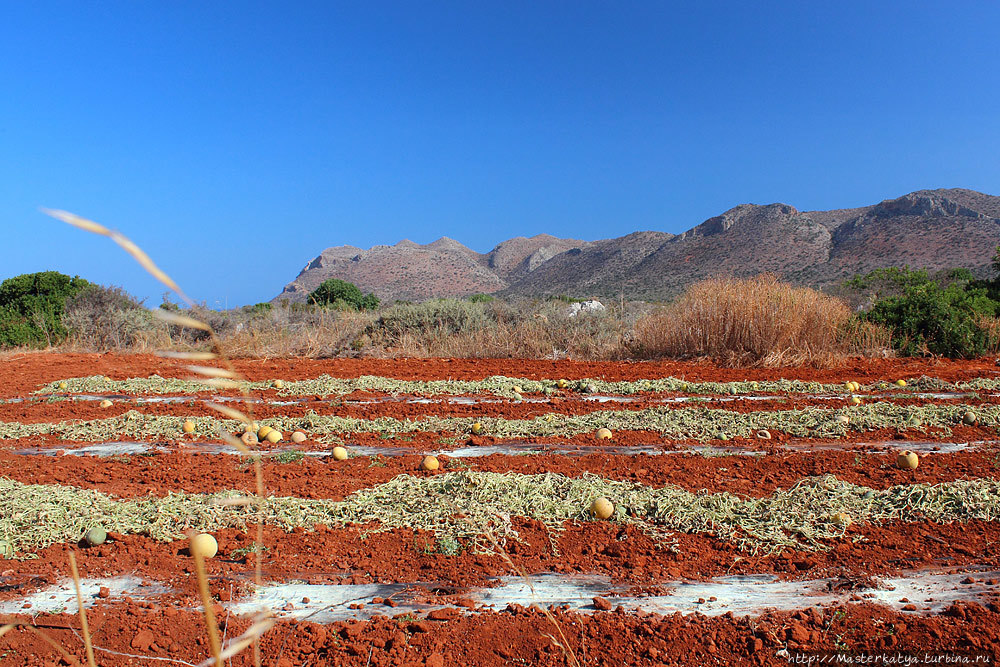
[590, 497, 614, 520]
[897, 450, 919, 470]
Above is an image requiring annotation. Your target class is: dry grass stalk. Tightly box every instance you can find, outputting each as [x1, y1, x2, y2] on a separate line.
[188, 530, 223, 667]
[68, 552, 98, 667]
[631, 274, 852, 367]
[48, 209, 269, 666]
[472, 522, 581, 667]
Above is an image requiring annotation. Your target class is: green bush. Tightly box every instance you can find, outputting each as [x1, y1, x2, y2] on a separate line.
[468, 293, 495, 303]
[0, 271, 93, 347]
[852, 267, 999, 358]
[308, 279, 379, 311]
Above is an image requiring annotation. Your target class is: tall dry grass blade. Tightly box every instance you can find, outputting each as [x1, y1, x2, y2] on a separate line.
[203, 402, 251, 424]
[218, 427, 252, 455]
[158, 351, 219, 361]
[41, 208, 192, 303]
[152, 309, 212, 331]
[52, 210, 264, 667]
[195, 378, 241, 390]
[185, 365, 237, 379]
[473, 521, 580, 667]
[107, 231, 189, 302]
[194, 615, 274, 666]
[39, 208, 111, 236]
[68, 552, 98, 667]
[188, 531, 223, 667]
[0, 623, 83, 666]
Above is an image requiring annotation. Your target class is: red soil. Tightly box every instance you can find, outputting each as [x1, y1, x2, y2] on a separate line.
[1, 354, 999, 666]
[2, 352, 998, 398]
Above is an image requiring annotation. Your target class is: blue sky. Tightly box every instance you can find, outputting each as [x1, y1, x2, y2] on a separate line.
[2, 2, 998, 307]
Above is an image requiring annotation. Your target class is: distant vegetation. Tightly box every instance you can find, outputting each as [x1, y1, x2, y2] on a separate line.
[847, 249, 1000, 358]
[3, 255, 1000, 363]
[307, 278, 379, 311]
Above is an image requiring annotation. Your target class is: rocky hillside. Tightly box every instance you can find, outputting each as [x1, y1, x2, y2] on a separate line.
[273, 234, 587, 303]
[274, 189, 1000, 303]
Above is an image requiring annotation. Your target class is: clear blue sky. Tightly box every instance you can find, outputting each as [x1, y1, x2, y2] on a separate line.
[3, 2, 998, 307]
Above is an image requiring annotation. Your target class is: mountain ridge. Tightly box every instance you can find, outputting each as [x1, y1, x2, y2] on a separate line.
[273, 188, 1000, 303]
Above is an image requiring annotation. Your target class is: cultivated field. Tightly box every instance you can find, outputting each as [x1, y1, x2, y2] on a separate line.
[0, 353, 999, 665]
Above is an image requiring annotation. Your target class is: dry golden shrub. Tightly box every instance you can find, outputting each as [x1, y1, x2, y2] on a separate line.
[630, 274, 855, 367]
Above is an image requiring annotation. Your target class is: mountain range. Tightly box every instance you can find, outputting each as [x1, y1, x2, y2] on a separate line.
[273, 188, 1000, 303]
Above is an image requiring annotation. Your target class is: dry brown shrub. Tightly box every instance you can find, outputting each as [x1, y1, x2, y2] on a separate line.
[840, 317, 895, 358]
[630, 274, 853, 367]
[977, 314, 1000, 354]
[221, 309, 373, 358]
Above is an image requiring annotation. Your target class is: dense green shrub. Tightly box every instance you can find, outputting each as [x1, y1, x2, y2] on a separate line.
[308, 279, 379, 311]
[851, 267, 999, 358]
[0, 271, 92, 347]
[468, 293, 495, 303]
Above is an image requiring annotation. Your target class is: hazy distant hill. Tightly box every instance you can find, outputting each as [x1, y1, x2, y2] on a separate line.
[273, 189, 1000, 303]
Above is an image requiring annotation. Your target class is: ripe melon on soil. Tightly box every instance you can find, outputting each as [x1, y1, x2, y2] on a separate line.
[471, 422, 484, 435]
[897, 450, 919, 470]
[182, 420, 195, 434]
[266, 430, 282, 444]
[84, 527, 107, 546]
[332, 446, 349, 461]
[291, 430, 307, 444]
[421, 455, 440, 471]
[590, 497, 614, 520]
[190, 533, 218, 559]
[596, 427, 613, 440]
